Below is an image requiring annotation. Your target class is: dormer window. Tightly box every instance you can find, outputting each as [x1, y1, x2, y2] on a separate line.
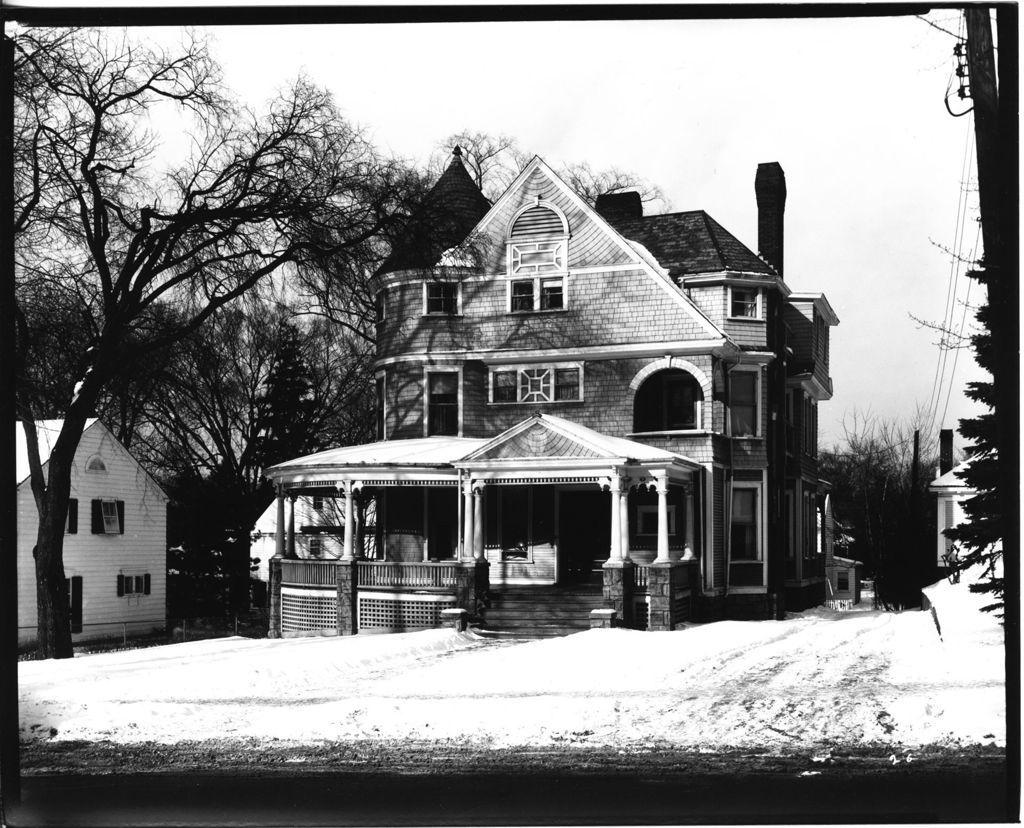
[729, 286, 760, 319]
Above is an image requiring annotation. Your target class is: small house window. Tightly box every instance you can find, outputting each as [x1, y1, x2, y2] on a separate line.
[730, 487, 759, 561]
[837, 571, 849, 592]
[489, 365, 583, 404]
[730, 287, 759, 319]
[309, 536, 323, 558]
[312, 496, 323, 512]
[729, 370, 759, 437]
[427, 372, 459, 436]
[425, 282, 457, 315]
[117, 573, 150, 596]
[85, 455, 106, 473]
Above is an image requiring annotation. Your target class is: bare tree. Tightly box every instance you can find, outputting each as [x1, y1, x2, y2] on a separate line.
[11, 27, 402, 657]
[429, 130, 669, 211]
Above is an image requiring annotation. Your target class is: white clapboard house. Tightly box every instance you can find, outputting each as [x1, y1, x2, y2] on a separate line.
[16, 420, 168, 645]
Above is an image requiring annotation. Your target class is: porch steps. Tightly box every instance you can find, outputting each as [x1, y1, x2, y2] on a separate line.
[473, 585, 608, 639]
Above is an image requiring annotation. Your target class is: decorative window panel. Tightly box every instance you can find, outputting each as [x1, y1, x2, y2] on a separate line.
[510, 205, 565, 237]
[490, 365, 582, 404]
[509, 241, 565, 276]
[519, 368, 553, 403]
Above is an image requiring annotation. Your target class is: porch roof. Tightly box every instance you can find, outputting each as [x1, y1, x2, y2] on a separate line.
[266, 414, 703, 487]
[460, 413, 702, 470]
[265, 436, 489, 479]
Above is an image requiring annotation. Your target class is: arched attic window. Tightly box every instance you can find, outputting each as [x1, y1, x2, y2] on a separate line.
[506, 202, 569, 312]
[85, 455, 107, 472]
[633, 369, 704, 432]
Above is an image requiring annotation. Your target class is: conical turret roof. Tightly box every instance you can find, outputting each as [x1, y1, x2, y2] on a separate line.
[379, 147, 491, 274]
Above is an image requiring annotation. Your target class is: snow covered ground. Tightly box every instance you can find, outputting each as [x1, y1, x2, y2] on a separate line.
[19, 583, 1004, 756]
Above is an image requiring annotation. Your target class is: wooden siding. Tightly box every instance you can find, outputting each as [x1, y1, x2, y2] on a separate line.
[17, 422, 167, 644]
[723, 319, 767, 348]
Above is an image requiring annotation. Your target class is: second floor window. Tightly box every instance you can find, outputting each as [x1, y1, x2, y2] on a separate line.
[427, 372, 459, 436]
[509, 276, 566, 312]
[729, 370, 758, 437]
[374, 291, 387, 325]
[730, 488, 759, 561]
[425, 282, 457, 315]
[91, 498, 124, 534]
[633, 369, 703, 432]
[489, 365, 583, 404]
[730, 287, 759, 319]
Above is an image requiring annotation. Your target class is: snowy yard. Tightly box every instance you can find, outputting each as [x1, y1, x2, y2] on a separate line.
[19, 577, 1005, 762]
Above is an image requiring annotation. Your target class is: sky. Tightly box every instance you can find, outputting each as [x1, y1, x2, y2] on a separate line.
[14, 9, 990, 453]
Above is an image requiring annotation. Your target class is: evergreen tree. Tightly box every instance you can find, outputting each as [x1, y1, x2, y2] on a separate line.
[945, 281, 1003, 613]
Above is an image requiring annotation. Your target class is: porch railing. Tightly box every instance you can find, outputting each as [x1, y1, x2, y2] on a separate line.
[281, 559, 338, 587]
[358, 561, 461, 590]
[631, 564, 650, 593]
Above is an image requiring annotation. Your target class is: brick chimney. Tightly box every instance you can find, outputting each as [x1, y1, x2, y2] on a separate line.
[939, 429, 954, 474]
[595, 191, 643, 224]
[754, 162, 786, 277]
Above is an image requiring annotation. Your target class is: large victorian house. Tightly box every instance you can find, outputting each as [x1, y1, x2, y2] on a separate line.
[265, 149, 838, 637]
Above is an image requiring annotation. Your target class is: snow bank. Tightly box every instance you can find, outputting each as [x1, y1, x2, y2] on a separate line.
[19, 607, 1005, 753]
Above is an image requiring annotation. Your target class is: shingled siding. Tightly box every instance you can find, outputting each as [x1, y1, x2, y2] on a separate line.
[731, 438, 768, 469]
[376, 266, 713, 362]
[723, 319, 767, 349]
[686, 285, 727, 328]
[475, 166, 637, 274]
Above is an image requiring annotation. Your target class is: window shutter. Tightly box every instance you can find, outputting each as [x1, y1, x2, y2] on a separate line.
[116, 574, 124, 597]
[70, 576, 83, 633]
[67, 499, 78, 534]
[117, 500, 125, 534]
[91, 499, 103, 534]
[143, 574, 151, 595]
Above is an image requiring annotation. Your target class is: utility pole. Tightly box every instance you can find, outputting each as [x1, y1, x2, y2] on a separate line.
[965, 7, 1019, 818]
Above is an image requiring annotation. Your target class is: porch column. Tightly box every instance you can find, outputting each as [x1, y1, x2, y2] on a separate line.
[472, 484, 484, 560]
[463, 479, 475, 559]
[342, 480, 355, 560]
[274, 487, 286, 558]
[608, 475, 622, 561]
[682, 481, 696, 561]
[654, 473, 671, 563]
[619, 484, 631, 563]
[286, 495, 297, 559]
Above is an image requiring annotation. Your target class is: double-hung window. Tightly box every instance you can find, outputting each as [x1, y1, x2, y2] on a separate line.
[427, 372, 459, 436]
[509, 276, 566, 312]
[730, 286, 759, 319]
[117, 573, 150, 596]
[489, 364, 583, 404]
[729, 369, 759, 437]
[730, 488, 759, 561]
[91, 498, 124, 535]
[424, 282, 458, 315]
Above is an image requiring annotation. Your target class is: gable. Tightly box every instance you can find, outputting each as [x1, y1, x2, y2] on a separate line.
[470, 420, 604, 461]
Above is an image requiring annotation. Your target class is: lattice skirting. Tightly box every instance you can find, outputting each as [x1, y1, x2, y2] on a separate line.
[282, 586, 338, 635]
[358, 591, 457, 632]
